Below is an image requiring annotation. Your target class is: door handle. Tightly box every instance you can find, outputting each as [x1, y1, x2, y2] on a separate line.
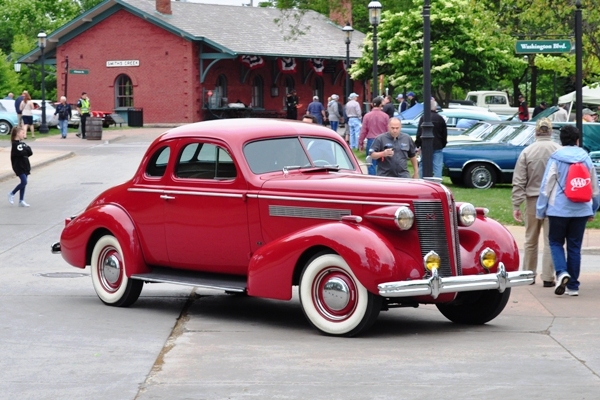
[160, 194, 175, 200]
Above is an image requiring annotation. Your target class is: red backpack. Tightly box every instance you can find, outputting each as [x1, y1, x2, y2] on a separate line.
[563, 162, 592, 203]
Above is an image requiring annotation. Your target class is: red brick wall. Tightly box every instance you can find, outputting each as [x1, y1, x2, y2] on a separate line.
[56, 9, 197, 124]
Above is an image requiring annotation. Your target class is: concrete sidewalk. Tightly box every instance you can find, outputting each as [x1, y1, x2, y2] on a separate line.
[2, 127, 598, 250]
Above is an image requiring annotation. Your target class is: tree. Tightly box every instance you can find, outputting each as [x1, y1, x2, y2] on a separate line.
[350, 0, 522, 107]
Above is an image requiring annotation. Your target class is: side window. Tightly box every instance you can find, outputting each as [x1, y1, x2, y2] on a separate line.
[176, 142, 237, 180]
[145, 146, 170, 177]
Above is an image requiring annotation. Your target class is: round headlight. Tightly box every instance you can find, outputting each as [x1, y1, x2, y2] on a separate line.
[394, 206, 414, 230]
[480, 247, 496, 269]
[424, 250, 441, 271]
[459, 203, 477, 227]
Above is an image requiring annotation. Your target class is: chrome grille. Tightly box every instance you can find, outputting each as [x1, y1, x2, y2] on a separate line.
[269, 205, 351, 220]
[413, 201, 453, 277]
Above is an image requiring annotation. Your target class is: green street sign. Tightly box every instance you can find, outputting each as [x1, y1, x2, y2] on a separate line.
[515, 40, 572, 54]
[69, 69, 89, 74]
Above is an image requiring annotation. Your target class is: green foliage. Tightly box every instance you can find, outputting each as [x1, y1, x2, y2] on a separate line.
[0, 49, 20, 96]
[351, 0, 522, 106]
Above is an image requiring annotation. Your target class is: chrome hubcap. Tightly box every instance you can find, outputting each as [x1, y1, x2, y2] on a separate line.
[102, 253, 121, 286]
[322, 277, 350, 311]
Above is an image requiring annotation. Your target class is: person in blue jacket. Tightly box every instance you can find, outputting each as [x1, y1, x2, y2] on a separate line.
[536, 125, 599, 297]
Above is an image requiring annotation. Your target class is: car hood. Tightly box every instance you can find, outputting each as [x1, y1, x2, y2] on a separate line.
[259, 172, 447, 202]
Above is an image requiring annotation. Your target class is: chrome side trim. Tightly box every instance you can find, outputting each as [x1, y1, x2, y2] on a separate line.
[378, 263, 533, 299]
[128, 187, 243, 199]
[269, 205, 351, 220]
[462, 159, 502, 172]
[51, 242, 61, 254]
[247, 194, 410, 207]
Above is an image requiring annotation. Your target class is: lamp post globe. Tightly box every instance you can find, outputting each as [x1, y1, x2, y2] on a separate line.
[37, 31, 49, 134]
[343, 22, 354, 100]
[368, 1, 382, 99]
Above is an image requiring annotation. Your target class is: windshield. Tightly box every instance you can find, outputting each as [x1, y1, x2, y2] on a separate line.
[531, 106, 558, 121]
[398, 102, 423, 121]
[463, 122, 492, 138]
[501, 125, 535, 146]
[244, 137, 355, 174]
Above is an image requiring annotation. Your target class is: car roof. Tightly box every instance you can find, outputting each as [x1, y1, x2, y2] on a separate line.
[439, 109, 501, 120]
[158, 118, 346, 147]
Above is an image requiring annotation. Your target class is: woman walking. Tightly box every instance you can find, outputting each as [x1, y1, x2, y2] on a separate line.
[19, 92, 35, 139]
[8, 126, 33, 207]
[54, 96, 72, 138]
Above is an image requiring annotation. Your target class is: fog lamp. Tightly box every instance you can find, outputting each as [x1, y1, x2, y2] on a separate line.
[480, 247, 496, 269]
[459, 203, 476, 226]
[424, 250, 441, 271]
[394, 206, 414, 230]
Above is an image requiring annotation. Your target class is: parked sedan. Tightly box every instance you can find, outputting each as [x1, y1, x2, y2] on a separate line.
[0, 100, 41, 134]
[51, 118, 532, 336]
[403, 108, 502, 137]
[443, 122, 546, 189]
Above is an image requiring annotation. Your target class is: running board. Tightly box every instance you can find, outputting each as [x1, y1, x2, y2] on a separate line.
[131, 267, 247, 293]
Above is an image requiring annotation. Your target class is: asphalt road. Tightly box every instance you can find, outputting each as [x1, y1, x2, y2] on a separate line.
[1, 130, 599, 399]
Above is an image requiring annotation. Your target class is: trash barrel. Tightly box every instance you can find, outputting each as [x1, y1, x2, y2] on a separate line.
[127, 108, 143, 127]
[85, 117, 103, 140]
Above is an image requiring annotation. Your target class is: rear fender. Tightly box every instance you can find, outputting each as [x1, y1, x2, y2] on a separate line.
[60, 204, 149, 276]
[247, 222, 421, 300]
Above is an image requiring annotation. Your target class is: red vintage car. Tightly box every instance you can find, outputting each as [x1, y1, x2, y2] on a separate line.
[52, 119, 532, 336]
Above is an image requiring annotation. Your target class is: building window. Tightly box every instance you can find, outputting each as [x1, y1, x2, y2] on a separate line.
[251, 75, 264, 108]
[115, 74, 133, 108]
[211, 75, 227, 108]
[313, 76, 324, 104]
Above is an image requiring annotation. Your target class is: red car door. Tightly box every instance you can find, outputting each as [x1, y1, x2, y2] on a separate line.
[163, 140, 251, 275]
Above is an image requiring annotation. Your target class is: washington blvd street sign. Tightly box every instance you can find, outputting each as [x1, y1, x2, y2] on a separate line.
[515, 40, 572, 54]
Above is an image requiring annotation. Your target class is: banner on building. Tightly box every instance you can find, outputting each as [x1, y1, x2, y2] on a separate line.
[278, 57, 297, 74]
[240, 55, 265, 70]
[309, 58, 325, 75]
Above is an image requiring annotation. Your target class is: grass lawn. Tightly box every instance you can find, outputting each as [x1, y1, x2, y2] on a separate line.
[352, 149, 600, 229]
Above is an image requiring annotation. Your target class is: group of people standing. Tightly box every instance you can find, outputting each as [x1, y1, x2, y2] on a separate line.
[512, 118, 599, 297]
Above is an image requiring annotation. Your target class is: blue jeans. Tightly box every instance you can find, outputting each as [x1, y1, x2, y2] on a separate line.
[11, 174, 27, 201]
[366, 138, 377, 175]
[58, 119, 68, 138]
[548, 216, 588, 290]
[330, 121, 339, 133]
[419, 149, 443, 178]
[348, 118, 362, 149]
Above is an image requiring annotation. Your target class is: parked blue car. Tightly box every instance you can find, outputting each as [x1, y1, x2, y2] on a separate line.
[443, 122, 546, 189]
[0, 102, 20, 135]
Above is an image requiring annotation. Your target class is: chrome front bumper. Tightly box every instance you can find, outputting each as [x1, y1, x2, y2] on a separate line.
[378, 263, 533, 299]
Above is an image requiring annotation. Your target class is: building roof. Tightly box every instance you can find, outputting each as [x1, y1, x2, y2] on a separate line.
[19, 0, 366, 64]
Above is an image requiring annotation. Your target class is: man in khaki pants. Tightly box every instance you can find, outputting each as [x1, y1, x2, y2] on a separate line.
[512, 118, 561, 286]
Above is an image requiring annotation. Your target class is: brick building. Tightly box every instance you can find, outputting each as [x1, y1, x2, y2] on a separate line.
[18, 0, 366, 124]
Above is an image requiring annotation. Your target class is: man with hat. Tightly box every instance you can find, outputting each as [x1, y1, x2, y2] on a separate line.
[407, 91, 418, 109]
[582, 108, 597, 122]
[518, 94, 529, 122]
[397, 94, 407, 113]
[345, 93, 362, 150]
[512, 118, 561, 287]
[532, 101, 547, 118]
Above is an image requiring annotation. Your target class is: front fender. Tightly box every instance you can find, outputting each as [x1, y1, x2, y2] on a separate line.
[247, 222, 421, 300]
[60, 204, 149, 276]
[458, 216, 519, 275]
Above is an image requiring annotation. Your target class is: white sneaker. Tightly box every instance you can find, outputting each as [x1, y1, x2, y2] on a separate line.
[8, 192, 14, 205]
[565, 288, 579, 296]
[19, 200, 30, 207]
[555, 272, 571, 296]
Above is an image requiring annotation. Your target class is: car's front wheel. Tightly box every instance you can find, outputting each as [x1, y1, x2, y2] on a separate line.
[299, 253, 381, 337]
[464, 163, 496, 189]
[436, 288, 511, 324]
[0, 120, 12, 135]
[91, 235, 143, 307]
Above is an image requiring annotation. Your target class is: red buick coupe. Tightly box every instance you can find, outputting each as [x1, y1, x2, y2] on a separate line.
[52, 119, 532, 336]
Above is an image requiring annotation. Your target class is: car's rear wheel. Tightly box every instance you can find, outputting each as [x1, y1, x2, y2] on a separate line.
[91, 235, 143, 307]
[0, 120, 12, 135]
[299, 253, 381, 337]
[464, 163, 496, 189]
[436, 288, 511, 324]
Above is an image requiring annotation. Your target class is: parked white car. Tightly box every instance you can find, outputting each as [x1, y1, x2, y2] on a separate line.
[31, 100, 58, 127]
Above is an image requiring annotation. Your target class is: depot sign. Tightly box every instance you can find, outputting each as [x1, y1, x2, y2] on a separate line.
[515, 40, 572, 54]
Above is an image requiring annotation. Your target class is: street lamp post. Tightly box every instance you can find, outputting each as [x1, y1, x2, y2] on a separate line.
[523, 55, 529, 104]
[420, 0, 434, 178]
[343, 22, 354, 100]
[575, 0, 583, 145]
[37, 31, 49, 134]
[368, 1, 382, 100]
